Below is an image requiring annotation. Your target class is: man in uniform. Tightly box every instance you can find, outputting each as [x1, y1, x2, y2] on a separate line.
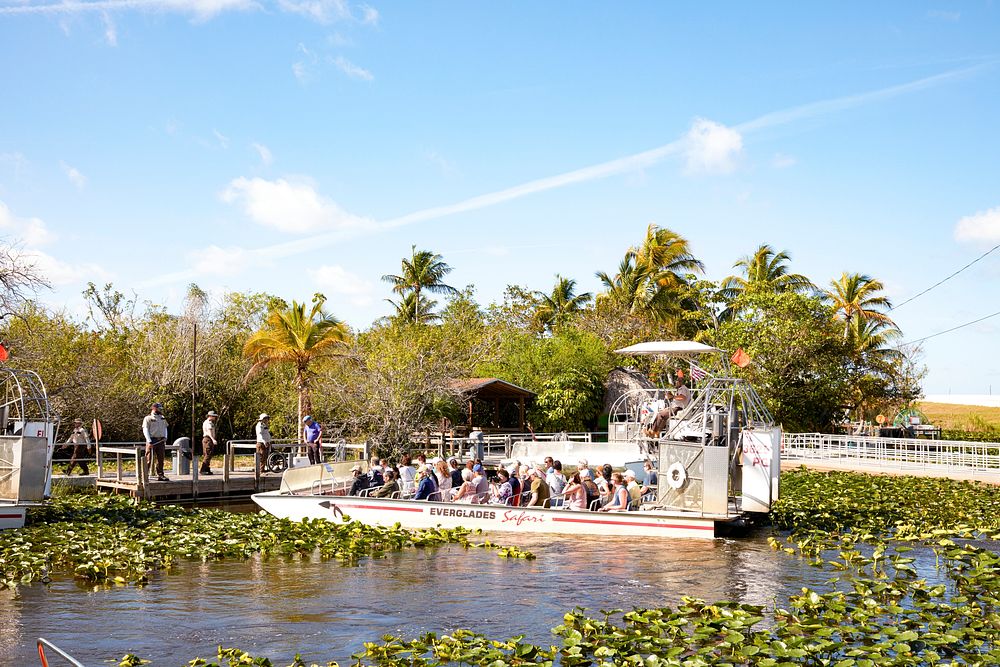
[302, 415, 323, 465]
[201, 410, 219, 475]
[255, 413, 272, 474]
[142, 403, 169, 481]
[63, 418, 92, 475]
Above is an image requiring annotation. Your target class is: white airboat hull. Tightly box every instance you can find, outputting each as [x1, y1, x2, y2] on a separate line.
[251, 491, 721, 539]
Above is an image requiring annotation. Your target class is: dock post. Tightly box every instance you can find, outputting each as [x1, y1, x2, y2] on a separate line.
[137, 448, 147, 500]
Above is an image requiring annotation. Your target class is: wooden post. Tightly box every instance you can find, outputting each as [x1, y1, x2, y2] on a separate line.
[137, 447, 147, 500]
[494, 398, 500, 429]
[519, 398, 525, 431]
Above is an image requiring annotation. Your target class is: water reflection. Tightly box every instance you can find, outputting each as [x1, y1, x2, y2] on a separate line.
[3, 530, 835, 665]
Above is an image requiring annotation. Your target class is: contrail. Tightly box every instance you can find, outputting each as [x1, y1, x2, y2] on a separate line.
[141, 62, 993, 288]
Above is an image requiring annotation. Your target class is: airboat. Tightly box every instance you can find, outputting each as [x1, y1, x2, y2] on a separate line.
[252, 341, 781, 538]
[0, 367, 58, 529]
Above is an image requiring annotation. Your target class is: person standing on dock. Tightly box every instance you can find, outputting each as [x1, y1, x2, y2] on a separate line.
[255, 414, 272, 474]
[63, 418, 92, 476]
[142, 403, 169, 482]
[201, 410, 219, 475]
[302, 415, 323, 465]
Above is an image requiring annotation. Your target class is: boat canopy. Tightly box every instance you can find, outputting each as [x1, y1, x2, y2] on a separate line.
[613, 341, 720, 357]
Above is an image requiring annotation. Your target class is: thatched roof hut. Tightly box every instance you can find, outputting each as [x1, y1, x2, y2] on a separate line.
[604, 367, 656, 415]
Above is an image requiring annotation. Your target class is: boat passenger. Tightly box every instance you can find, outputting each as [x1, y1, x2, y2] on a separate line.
[562, 472, 587, 511]
[473, 464, 489, 501]
[594, 465, 612, 496]
[416, 453, 428, 469]
[414, 465, 438, 501]
[624, 470, 642, 507]
[449, 458, 463, 488]
[507, 466, 522, 506]
[576, 458, 590, 476]
[434, 459, 453, 499]
[452, 469, 478, 503]
[374, 469, 400, 498]
[580, 469, 600, 509]
[546, 460, 567, 496]
[368, 457, 385, 487]
[348, 464, 368, 496]
[398, 454, 416, 493]
[524, 468, 550, 507]
[599, 473, 630, 512]
[645, 395, 675, 438]
[639, 459, 657, 497]
[673, 376, 691, 410]
[491, 468, 514, 505]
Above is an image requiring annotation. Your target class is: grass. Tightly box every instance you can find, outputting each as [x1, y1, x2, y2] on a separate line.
[917, 401, 1000, 441]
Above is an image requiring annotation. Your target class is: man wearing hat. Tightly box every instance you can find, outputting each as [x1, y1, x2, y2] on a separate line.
[142, 403, 169, 482]
[302, 415, 323, 464]
[62, 418, 92, 476]
[201, 410, 219, 475]
[525, 467, 551, 507]
[255, 414, 272, 475]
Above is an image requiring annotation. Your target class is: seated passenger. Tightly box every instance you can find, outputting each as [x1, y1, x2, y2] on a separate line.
[525, 468, 550, 507]
[599, 473, 630, 512]
[580, 469, 600, 509]
[546, 460, 567, 496]
[562, 472, 587, 511]
[593, 464, 612, 496]
[449, 458, 463, 488]
[507, 466, 522, 506]
[624, 469, 642, 507]
[414, 465, 438, 500]
[348, 464, 368, 496]
[473, 464, 489, 501]
[374, 469, 400, 498]
[491, 468, 514, 505]
[645, 393, 675, 438]
[434, 459, 453, 499]
[398, 454, 416, 493]
[452, 469, 478, 503]
[640, 459, 657, 496]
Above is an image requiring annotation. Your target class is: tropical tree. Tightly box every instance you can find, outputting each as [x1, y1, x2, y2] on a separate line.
[242, 294, 351, 438]
[385, 291, 440, 325]
[718, 244, 815, 320]
[382, 246, 458, 324]
[595, 254, 655, 313]
[631, 223, 704, 289]
[533, 275, 592, 331]
[825, 272, 895, 333]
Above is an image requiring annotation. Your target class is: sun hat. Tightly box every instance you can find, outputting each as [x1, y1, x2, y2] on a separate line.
[624, 470, 637, 479]
[73, 418, 83, 424]
[351, 463, 362, 472]
[527, 468, 540, 477]
[577, 458, 588, 467]
[258, 413, 269, 420]
[207, 410, 218, 417]
[473, 463, 484, 472]
[151, 402, 162, 408]
[302, 415, 312, 422]
[580, 469, 592, 479]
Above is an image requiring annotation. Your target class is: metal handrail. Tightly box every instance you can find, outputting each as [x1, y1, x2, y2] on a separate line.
[37, 637, 85, 667]
[783, 432, 1000, 473]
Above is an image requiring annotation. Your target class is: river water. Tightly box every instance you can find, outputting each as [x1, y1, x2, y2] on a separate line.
[0, 525, 855, 666]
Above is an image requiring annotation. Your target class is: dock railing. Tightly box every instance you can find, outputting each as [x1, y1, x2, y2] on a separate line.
[226, 438, 366, 479]
[783, 432, 1000, 473]
[96, 440, 226, 498]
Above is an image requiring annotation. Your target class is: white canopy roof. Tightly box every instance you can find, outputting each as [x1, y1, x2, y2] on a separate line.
[613, 341, 721, 357]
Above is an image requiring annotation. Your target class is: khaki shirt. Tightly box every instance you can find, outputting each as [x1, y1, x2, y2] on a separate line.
[142, 413, 168, 441]
[203, 418, 217, 444]
[255, 421, 272, 445]
[68, 426, 90, 446]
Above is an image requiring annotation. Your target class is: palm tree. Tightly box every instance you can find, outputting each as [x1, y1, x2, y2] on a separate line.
[848, 317, 904, 364]
[382, 246, 458, 324]
[243, 295, 350, 438]
[533, 274, 592, 331]
[596, 255, 655, 313]
[631, 223, 705, 289]
[825, 272, 895, 333]
[385, 291, 440, 325]
[718, 244, 815, 319]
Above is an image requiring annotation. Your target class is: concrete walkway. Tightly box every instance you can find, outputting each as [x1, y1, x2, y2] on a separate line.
[781, 458, 1000, 485]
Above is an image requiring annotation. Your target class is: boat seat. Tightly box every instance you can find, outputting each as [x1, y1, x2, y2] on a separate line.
[542, 494, 566, 509]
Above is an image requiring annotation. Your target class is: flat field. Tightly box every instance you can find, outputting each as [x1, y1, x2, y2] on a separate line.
[917, 401, 1000, 431]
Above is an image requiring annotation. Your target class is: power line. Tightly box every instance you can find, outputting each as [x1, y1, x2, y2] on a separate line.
[891, 242, 1000, 311]
[902, 308, 1000, 346]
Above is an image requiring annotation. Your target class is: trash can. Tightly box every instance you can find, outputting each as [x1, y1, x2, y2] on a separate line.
[174, 437, 191, 475]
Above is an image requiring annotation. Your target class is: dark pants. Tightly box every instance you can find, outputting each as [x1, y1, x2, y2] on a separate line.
[201, 436, 215, 472]
[145, 439, 166, 477]
[256, 442, 271, 473]
[306, 441, 322, 465]
[66, 445, 90, 475]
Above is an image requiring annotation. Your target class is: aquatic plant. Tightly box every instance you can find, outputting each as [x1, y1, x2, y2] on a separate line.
[0, 494, 531, 588]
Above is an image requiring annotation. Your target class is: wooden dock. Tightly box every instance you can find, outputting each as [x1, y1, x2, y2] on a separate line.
[94, 470, 284, 500]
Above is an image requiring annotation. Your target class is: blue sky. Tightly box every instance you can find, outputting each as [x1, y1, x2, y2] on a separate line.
[1, 1, 998, 395]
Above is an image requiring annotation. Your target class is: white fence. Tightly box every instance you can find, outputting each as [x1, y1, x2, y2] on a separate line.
[783, 433, 1000, 473]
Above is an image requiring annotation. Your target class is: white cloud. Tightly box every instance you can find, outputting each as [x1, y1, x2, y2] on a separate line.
[955, 206, 1000, 243]
[292, 61, 310, 82]
[59, 160, 87, 191]
[30, 249, 111, 285]
[0, 152, 28, 180]
[252, 142, 273, 166]
[309, 264, 375, 306]
[0, 0, 259, 21]
[101, 11, 117, 45]
[771, 153, 797, 169]
[220, 176, 375, 234]
[190, 244, 253, 276]
[424, 150, 456, 176]
[332, 55, 373, 81]
[213, 129, 229, 149]
[358, 3, 378, 25]
[276, 0, 350, 23]
[683, 118, 743, 174]
[0, 200, 57, 246]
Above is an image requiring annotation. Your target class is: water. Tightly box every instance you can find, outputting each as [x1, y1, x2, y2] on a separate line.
[0, 527, 853, 666]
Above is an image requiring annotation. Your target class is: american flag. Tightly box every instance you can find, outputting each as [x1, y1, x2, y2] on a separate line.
[689, 361, 710, 382]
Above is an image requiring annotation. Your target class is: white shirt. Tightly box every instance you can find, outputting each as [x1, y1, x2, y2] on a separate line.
[142, 413, 168, 441]
[203, 418, 217, 444]
[68, 426, 90, 445]
[255, 421, 272, 445]
[674, 384, 691, 408]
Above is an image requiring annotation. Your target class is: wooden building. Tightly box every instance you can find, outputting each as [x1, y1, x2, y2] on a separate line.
[450, 378, 535, 433]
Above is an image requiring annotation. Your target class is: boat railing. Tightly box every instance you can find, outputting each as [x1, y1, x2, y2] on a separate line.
[783, 432, 1000, 473]
[227, 439, 366, 475]
[37, 637, 85, 667]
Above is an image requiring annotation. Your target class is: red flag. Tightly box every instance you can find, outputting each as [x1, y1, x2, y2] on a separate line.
[731, 347, 751, 368]
[0, 344, 8, 362]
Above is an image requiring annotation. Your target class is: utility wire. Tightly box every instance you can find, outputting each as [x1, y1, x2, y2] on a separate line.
[902, 308, 1000, 346]
[891, 242, 1000, 311]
